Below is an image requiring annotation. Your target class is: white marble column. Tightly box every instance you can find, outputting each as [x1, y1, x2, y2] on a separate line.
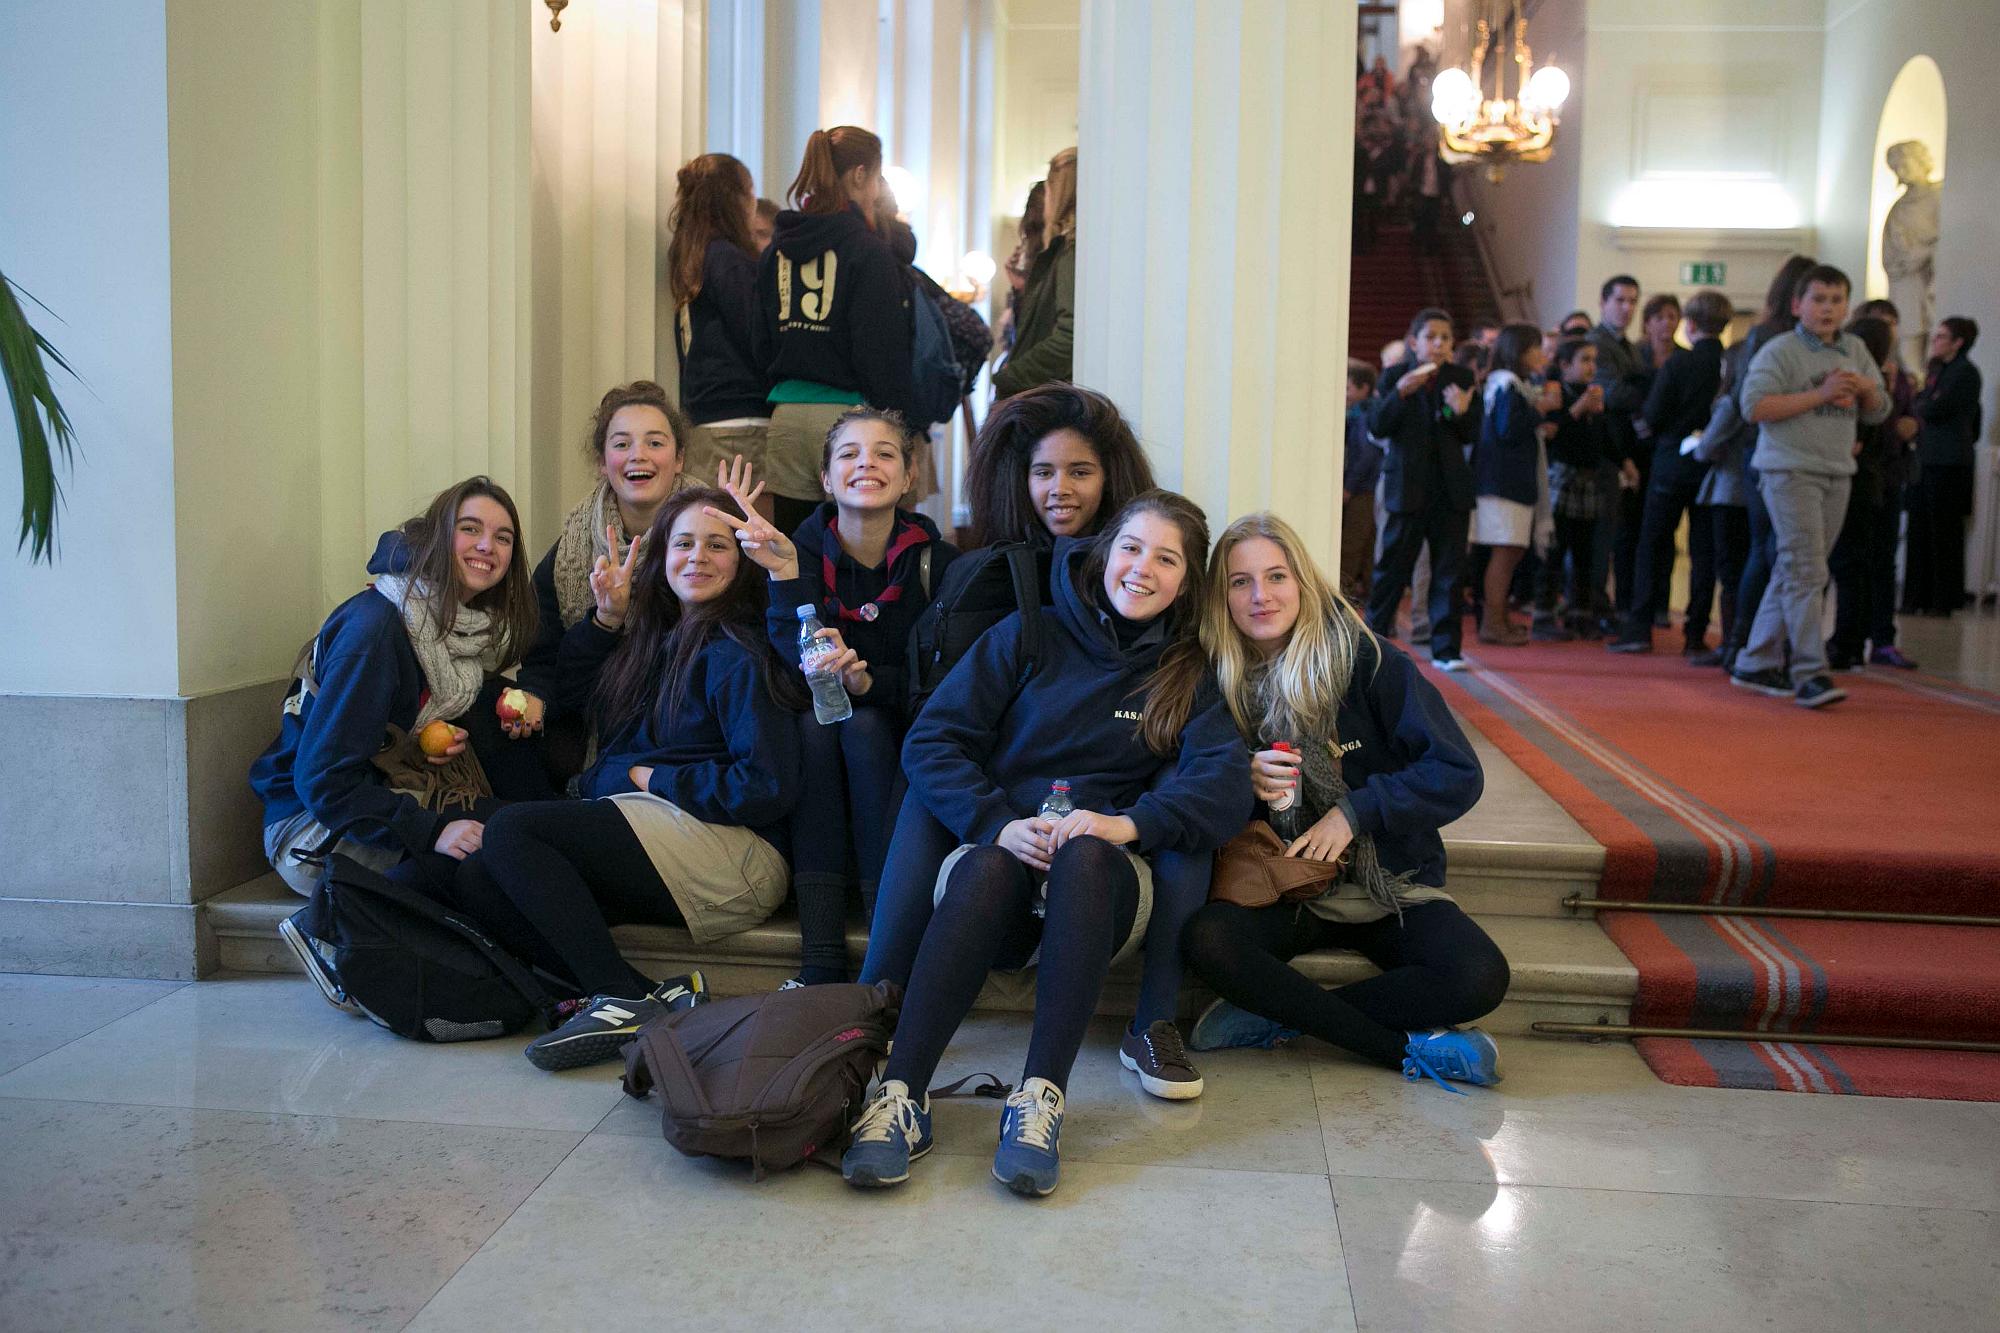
[1074, 0, 1356, 567]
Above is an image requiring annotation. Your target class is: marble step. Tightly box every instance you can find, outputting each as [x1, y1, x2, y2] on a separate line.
[204, 875, 1633, 1038]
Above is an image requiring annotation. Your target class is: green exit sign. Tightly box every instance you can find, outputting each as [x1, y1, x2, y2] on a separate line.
[1680, 261, 1727, 285]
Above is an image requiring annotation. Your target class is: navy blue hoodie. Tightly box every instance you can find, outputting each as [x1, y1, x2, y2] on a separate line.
[764, 502, 958, 714]
[515, 540, 618, 720]
[681, 238, 771, 424]
[753, 205, 914, 416]
[1314, 634, 1483, 886]
[1474, 373, 1549, 506]
[247, 532, 444, 856]
[568, 626, 802, 851]
[902, 540, 1250, 853]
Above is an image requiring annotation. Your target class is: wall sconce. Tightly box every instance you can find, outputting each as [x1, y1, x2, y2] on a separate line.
[544, 1, 569, 32]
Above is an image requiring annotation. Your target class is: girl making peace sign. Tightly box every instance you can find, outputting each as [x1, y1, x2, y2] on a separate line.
[703, 410, 959, 987]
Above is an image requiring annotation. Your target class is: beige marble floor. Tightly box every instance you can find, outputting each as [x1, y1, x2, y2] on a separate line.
[1, 973, 1993, 1332]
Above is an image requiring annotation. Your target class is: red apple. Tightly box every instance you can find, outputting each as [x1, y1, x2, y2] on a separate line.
[497, 687, 530, 723]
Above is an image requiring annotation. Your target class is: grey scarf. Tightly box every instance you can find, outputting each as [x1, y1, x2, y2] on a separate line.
[1252, 664, 1418, 919]
[372, 575, 502, 729]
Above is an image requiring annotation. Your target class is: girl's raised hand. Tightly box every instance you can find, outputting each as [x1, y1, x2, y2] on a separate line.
[589, 521, 642, 629]
[704, 455, 799, 579]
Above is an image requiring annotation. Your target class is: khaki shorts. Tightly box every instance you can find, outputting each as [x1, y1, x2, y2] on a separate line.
[932, 843, 1155, 970]
[763, 402, 855, 503]
[683, 419, 770, 492]
[608, 793, 789, 943]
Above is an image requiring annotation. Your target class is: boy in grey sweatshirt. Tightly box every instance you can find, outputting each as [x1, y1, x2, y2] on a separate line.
[1731, 265, 1888, 707]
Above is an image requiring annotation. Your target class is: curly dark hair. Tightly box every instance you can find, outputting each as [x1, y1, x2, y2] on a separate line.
[963, 383, 1155, 546]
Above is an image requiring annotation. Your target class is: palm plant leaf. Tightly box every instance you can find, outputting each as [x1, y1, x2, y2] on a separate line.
[0, 269, 79, 563]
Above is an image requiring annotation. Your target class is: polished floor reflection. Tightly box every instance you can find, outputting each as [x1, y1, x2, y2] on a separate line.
[1, 972, 1993, 1331]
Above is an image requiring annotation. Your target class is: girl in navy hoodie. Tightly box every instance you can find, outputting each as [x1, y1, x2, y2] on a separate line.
[514, 381, 690, 776]
[840, 492, 1250, 1199]
[448, 487, 809, 1072]
[1180, 512, 1508, 1090]
[754, 125, 914, 535]
[703, 408, 959, 985]
[249, 477, 540, 1009]
[667, 154, 772, 494]
[1471, 323, 1559, 646]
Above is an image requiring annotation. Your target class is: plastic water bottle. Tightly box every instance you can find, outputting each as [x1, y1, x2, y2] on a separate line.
[1030, 781, 1074, 918]
[796, 606, 853, 724]
[1267, 741, 1304, 843]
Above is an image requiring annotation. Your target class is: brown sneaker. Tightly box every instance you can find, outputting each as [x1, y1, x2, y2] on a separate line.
[1119, 1020, 1204, 1100]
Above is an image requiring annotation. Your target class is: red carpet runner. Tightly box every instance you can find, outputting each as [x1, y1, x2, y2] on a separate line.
[1421, 636, 2000, 1101]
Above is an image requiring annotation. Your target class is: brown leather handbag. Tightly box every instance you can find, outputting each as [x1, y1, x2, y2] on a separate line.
[1209, 821, 1348, 910]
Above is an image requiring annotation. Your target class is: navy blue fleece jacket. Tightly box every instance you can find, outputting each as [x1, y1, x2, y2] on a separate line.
[1322, 634, 1483, 886]
[763, 502, 958, 715]
[570, 628, 802, 849]
[248, 532, 445, 856]
[901, 540, 1250, 854]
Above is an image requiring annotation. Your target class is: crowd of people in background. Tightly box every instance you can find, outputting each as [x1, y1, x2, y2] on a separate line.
[1342, 260, 1985, 710]
[1353, 48, 1453, 254]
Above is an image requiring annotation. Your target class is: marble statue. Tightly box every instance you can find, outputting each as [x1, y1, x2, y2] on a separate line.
[1882, 140, 1941, 369]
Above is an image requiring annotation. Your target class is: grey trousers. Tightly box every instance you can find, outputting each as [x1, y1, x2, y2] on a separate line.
[1735, 468, 1851, 685]
[263, 809, 402, 897]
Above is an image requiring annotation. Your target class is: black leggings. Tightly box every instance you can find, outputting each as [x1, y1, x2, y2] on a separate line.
[790, 706, 902, 980]
[1182, 899, 1509, 1067]
[881, 837, 1138, 1095]
[448, 799, 678, 999]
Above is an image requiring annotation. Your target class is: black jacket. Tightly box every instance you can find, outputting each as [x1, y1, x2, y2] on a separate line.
[1642, 337, 1724, 489]
[1547, 382, 1612, 470]
[1915, 354, 1983, 470]
[1369, 360, 1479, 513]
[754, 205, 914, 417]
[679, 239, 770, 424]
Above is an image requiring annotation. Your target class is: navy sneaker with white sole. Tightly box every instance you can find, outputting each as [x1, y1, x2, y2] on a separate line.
[278, 909, 357, 1014]
[993, 1077, 1065, 1197]
[523, 971, 705, 1072]
[840, 1079, 933, 1188]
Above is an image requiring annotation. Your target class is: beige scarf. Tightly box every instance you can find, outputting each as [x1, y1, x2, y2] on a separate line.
[551, 482, 649, 629]
[372, 575, 503, 729]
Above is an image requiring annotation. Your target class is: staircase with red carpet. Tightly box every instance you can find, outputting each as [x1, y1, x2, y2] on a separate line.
[1349, 217, 1500, 365]
[1418, 632, 2000, 1101]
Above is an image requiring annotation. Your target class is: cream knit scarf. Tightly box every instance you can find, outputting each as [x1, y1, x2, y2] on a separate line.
[372, 575, 502, 728]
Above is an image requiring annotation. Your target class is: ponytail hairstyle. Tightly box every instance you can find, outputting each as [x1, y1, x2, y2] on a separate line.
[666, 153, 758, 306]
[1199, 512, 1371, 746]
[1073, 490, 1214, 756]
[819, 404, 921, 477]
[965, 383, 1156, 546]
[787, 126, 883, 215]
[585, 380, 692, 469]
[592, 487, 807, 734]
[1042, 147, 1078, 241]
[389, 476, 539, 665]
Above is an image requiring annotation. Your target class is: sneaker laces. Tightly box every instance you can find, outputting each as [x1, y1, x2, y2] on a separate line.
[1003, 1086, 1062, 1151]
[1401, 1051, 1470, 1095]
[1141, 1021, 1195, 1074]
[850, 1086, 923, 1146]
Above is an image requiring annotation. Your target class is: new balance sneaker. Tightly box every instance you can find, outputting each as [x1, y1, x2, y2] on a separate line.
[523, 971, 706, 1072]
[993, 1077, 1065, 1197]
[1729, 667, 1793, 698]
[1186, 998, 1297, 1052]
[1869, 645, 1919, 670]
[278, 909, 357, 1014]
[1794, 675, 1848, 709]
[840, 1079, 933, 1188]
[1119, 1020, 1204, 1100]
[1402, 1027, 1503, 1092]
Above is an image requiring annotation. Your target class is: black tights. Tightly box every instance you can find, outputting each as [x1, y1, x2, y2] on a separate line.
[882, 837, 1138, 1095]
[447, 799, 678, 1000]
[1182, 899, 1509, 1067]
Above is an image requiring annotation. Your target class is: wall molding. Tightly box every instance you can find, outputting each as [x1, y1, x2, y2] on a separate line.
[1607, 226, 1816, 253]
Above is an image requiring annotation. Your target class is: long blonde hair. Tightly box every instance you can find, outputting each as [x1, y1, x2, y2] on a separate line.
[1201, 513, 1372, 742]
[1042, 148, 1078, 240]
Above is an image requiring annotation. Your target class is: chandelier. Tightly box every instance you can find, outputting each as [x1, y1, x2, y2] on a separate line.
[1429, 5, 1570, 180]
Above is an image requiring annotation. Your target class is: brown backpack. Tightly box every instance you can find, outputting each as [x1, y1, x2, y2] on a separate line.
[620, 980, 902, 1179]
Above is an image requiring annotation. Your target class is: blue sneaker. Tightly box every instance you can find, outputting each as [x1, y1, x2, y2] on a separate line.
[1186, 998, 1298, 1052]
[840, 1080, 932, 1188]
[992, 1077, 1065, 1197]
[1402, 1028, 1503, 1093]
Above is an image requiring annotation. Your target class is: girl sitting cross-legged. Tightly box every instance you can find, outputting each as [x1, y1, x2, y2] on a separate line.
[446, 487, 809, 1072]
[1180, 512, 1511, 1091]
[840, 491, 1250, 1198]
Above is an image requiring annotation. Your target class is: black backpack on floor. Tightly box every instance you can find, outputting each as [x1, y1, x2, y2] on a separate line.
[298, 849, 558, 1043]
[904, 540, 1046, 715]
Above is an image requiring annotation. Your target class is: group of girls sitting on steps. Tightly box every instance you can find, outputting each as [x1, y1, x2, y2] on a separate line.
[251, 372, 1510, 1199]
